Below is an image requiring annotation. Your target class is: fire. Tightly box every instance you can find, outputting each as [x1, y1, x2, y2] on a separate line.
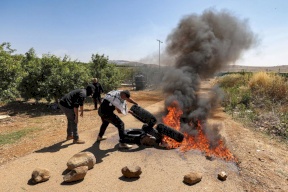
[162, 101, 237, 162]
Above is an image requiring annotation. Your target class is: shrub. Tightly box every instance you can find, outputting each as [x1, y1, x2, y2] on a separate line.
[217, 73, 250, 89]
[249, 72, 288, 101]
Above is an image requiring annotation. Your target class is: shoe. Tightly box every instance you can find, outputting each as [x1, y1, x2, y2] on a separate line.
[119, 143, 133, 149]
[73, 139, 85, 144]
[97, 136, 107, 142]
[66, 135, 73, 140]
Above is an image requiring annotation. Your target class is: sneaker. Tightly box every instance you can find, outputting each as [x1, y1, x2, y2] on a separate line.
[66, 135, 73, 140]
[119, 143, 133, 149]
[73, 139, 85, 144]
[97, 136, 107, 142]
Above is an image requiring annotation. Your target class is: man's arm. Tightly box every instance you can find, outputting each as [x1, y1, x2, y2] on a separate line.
[79, 105, 84, 117]
[126, 98, 138, 105]
[100, 84, 104, 93]
[116, 107, 122, 113]
[74, 107, 79, 124]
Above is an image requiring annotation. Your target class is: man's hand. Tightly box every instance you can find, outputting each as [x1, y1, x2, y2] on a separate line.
[74, 117, 78, 124]
[80, 106, 84, 117]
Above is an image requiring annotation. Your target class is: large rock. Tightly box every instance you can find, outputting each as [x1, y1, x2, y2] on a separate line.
[183, 172, 202, 185]
[67, 152, 96, 170]
[31, 168, 51, 184]
[63, 166, 88, 182]
[140, 134, 157, 146]
[121, 166, 142, 178]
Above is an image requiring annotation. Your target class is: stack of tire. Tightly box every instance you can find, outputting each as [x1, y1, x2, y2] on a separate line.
[124, 105, 184, 146]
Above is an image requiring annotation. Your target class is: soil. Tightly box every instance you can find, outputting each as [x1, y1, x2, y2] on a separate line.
[0, 83, 287, 192]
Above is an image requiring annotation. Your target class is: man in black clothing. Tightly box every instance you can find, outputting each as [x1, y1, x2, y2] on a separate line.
[92, 78, 104, 110]
[97, 90, 138, 149]
[59, 84, 95, 144]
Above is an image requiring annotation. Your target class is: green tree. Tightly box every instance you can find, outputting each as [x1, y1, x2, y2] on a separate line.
[89, 53, 123, 92]
[90, 53, 109, 79]
[19, 53, 90, 103]
[0, 42, 23, 102]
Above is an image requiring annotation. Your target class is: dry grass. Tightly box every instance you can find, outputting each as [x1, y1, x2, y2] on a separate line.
[216, 73, 247, 87]
[249, 72, 288, 101]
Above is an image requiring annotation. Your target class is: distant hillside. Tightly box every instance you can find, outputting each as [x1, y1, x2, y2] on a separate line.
[109, 60, 158, 68]
[110, 60, 288, 73]
[223, 65, 288, 73]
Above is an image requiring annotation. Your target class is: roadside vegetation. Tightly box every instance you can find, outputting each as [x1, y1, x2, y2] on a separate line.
[216, 72, 288, 141]
[0, 42, 139, 104]
[0, 127, 43, 145]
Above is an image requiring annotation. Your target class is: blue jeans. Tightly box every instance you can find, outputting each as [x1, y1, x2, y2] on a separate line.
[59, 104, 79, 140]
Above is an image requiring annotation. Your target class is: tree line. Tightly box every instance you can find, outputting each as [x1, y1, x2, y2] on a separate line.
[0, 42, 132, 103]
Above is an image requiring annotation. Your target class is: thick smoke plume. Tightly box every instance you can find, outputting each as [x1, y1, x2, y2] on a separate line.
[162, 9, 257, 143]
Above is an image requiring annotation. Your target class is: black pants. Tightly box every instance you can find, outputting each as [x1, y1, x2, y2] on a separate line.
[93, 96, 101, 109]
[98, 113, 125, 143]
[59, 103, 79, 140]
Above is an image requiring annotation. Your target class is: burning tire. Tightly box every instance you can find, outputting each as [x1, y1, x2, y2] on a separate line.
[122, 129, 146, 144]
[141, 124, 162, 143]
[156, 123, 184, 143]
[130, 105, 157, 126]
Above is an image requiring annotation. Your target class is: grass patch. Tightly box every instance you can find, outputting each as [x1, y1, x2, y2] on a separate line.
[217, 72, 288, 140]
[0, 127, 41, 145]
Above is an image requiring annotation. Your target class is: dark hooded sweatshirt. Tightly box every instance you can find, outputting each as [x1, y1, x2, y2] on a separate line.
[59, 85, 95, 109]
[59, 89, 87, 109]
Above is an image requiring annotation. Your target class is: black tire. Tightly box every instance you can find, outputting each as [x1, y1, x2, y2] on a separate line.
[156, 123, 184, 142]
[130, 105, 157, 126]
[141, 124, 162, 143]
[122, 129, 146, 144]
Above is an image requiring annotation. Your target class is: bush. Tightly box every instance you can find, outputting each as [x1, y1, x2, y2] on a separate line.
[217, 73, 250, 88]
[217, 71, 288, 140]
[249, 72, 288, 101]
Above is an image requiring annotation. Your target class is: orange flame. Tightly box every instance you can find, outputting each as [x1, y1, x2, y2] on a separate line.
[162, 101, 237, 162]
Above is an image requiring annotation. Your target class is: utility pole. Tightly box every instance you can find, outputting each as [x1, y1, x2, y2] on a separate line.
[156, 39, 163, 69]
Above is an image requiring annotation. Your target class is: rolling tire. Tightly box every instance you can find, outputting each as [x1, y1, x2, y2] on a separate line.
[141, 124, 162, 143]
[130, 105, 157, 127]
[156, 123, 184, 142]
[122, 129, 146, 144]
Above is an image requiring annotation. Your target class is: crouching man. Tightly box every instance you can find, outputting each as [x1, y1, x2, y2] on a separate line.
[97, 90, 138, 149]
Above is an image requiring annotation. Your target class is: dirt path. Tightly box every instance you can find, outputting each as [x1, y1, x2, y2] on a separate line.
[0, 85, 287, 192]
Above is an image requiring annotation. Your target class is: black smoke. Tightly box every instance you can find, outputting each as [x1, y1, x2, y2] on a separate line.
[162, 9, 257, 146]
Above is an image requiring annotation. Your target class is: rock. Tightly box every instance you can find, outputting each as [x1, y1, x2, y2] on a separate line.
[140, 134, 157, 146]
[218, 171, 228, 181]
[67, 152, 96, 170]
[121, 166, 142, 178]
[205, 155, 215, 161]
[183, 172, 202, 185]
[31, 168, 51, 184]
[63, 166, 88, 182]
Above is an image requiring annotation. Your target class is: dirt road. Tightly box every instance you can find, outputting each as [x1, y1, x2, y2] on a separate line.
[0, 85, 287, 192]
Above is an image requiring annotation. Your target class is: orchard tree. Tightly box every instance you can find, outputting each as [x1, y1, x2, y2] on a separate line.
[0, 42, 23, 102]
[89, 53, 124, 92]
[90, 53, 108, 79]
[19, 53, 90, 103]
[46, 59, 90, 102]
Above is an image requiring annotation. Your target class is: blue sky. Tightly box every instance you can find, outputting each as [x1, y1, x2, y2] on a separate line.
[1, 0, 288, 66]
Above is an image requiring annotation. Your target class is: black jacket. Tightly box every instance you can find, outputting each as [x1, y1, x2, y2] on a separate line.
[92, 82, 104, 98]
[60, 89, 87, 109]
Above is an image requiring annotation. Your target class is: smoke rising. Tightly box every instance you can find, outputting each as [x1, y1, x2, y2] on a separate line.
[162, 9, 257, 146]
